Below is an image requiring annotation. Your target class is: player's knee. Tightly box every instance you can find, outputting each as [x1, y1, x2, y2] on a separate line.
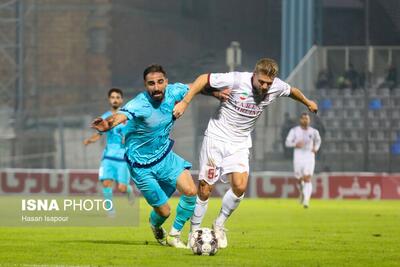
[118, 184, 127, 193]
[232, 183, 246, 197]
[232, 187, 245, 197]
[231, 172, 248, 196]
[184, 185, 197, 197]
[198, 190, 210, 201]
[198, 181, 212, 201]
[102, 180, 113, 187]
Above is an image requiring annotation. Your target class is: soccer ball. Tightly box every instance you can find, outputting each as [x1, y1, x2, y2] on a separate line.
[189, 228, 218, 256]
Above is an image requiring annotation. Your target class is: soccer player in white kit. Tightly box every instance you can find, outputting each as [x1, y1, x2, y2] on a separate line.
[173, 58, 318, 248]
[285, 113, 321, 208]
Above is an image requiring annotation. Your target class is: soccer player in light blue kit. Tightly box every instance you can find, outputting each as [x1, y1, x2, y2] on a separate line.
[84, 88, 134, 215]
[91, 65, 221, 248]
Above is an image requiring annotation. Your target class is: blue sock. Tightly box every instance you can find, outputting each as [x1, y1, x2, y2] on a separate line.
[102, 187, 113, 210]
[150, 210, 168, 228]
[173, 195, 196, 231]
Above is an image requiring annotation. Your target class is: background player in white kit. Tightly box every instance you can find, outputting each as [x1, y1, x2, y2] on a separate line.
[285, 113, 321, 208]
[173, 58, 318, 248]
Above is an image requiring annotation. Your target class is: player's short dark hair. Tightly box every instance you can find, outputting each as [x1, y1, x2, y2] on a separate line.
[143, 64, 167, 80]
[108, 88, 123, 98]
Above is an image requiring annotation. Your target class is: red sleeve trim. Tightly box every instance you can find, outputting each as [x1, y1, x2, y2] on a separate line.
[207, 73, 211, 87]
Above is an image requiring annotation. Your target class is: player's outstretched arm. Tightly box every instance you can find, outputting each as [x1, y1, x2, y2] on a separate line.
[173, 74, 209, 118]
[83, 132, 101, 146]
[289, 87, 318, 114]
[91, 113, 127, 133]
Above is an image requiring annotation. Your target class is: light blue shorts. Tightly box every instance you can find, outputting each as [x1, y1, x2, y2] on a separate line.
[99, 157, 130, 185]
[127, 151, 192, 207]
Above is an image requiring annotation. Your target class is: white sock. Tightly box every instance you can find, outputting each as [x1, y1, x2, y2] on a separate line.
[169, 227, 180, 236]
[215, 189, 244, 227]
[303, 182, 312, 206]
[190, 197, 209, 231]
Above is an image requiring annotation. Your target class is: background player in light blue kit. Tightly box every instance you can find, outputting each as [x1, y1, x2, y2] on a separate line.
[91, 65, 227, 248]
[84, 88, 134, 215]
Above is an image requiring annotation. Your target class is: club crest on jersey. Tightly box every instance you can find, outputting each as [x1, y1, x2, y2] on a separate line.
[239, 92, 249, 100]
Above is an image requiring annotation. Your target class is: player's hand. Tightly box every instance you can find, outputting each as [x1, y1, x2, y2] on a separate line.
[307, 100, 318, 114]
[83, 139, 90, 146]
[173, 101, 188, 119]
[295, 141, 304, 148]
[91, 117, 109, 132]
[312, 148, 317, 154]
[214, 88, 231, 102]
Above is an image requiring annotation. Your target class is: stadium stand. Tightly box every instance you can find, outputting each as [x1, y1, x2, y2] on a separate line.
[316, 85, 400, 171]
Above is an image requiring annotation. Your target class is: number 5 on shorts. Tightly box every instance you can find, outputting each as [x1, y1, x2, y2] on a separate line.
[207, 168, 215, 179]
[206, 165, 219, 180]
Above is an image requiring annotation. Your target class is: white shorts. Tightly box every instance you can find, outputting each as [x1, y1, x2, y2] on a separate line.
[293, 158, 315, 179]
[199, 136, 250, 185]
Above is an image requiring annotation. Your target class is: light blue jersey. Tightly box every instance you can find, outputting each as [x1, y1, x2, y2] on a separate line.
[98, 110, 130, 184]
[117, 83, 191, 207]
[118, 83, 188, 166]
[100, 111, 126, 160]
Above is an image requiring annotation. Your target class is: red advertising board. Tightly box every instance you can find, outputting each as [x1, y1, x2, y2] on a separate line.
[1, 169, 400, 199]
[68, 172, 99, 195]
[381, 175, 400, 199]
[253, 174, 327, 199]
[328, 175, 382, 199]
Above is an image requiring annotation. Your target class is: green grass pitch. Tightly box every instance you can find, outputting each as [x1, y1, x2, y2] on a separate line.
[0, 198, 399, 266]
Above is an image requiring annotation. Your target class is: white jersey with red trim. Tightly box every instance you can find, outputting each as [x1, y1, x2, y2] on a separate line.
[205, 72, 291, 147]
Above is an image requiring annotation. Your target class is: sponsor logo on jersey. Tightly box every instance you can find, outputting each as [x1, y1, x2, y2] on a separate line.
[230, 99, 263, 117]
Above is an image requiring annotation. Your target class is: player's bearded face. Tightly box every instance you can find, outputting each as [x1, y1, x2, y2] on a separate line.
[145, 72, 168, 101]
[253, 72, 274, 95]
[109, 92, 123, 109]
